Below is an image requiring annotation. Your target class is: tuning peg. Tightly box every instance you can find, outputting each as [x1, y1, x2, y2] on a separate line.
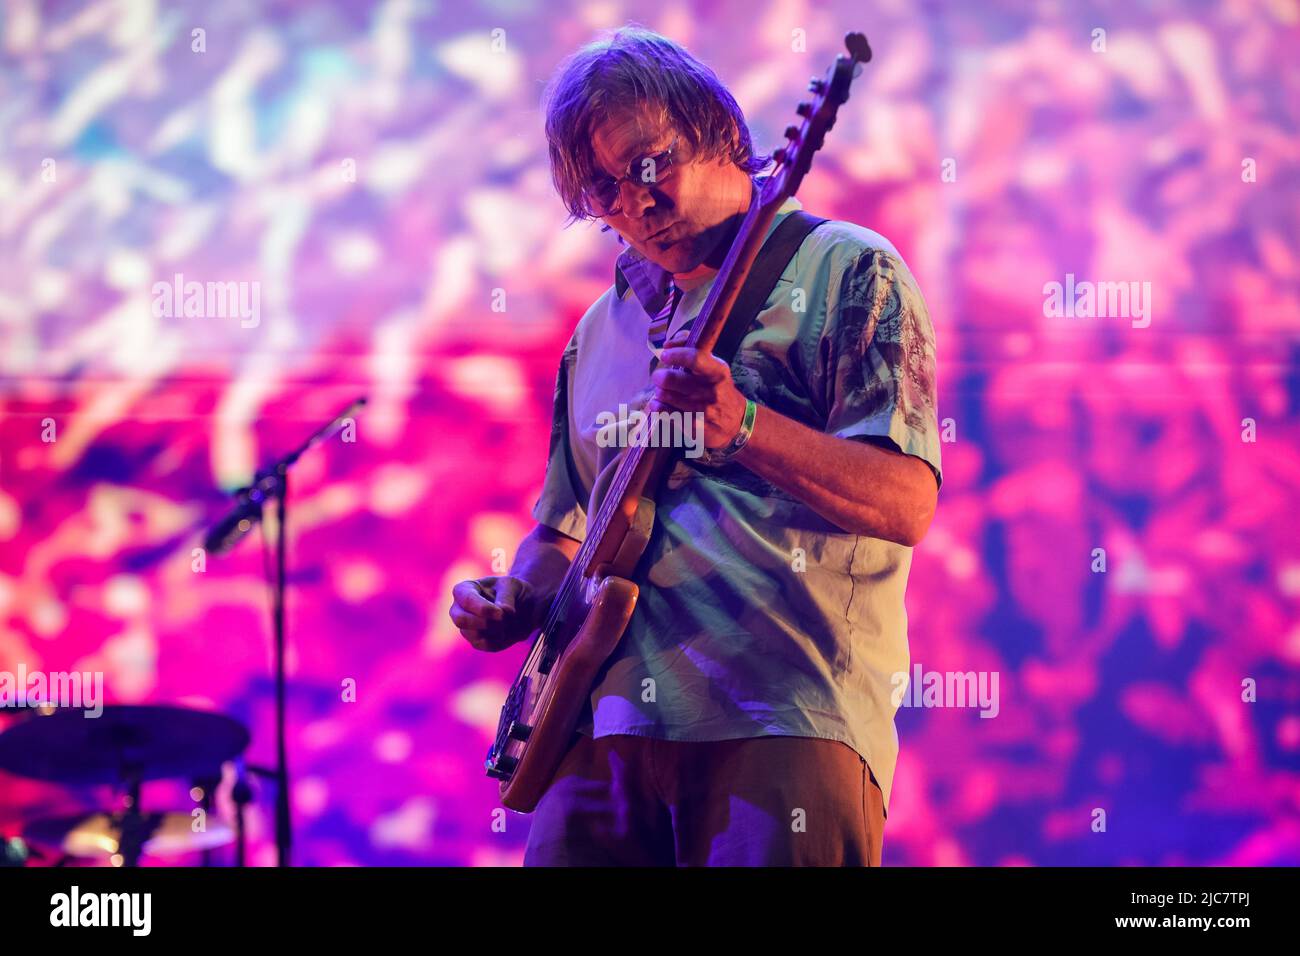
[784, 125, 800, 140]
[845, 31, 872, 64]
[772, 147, 787, 164]
[808, 77, 826, 94]
[796, 101, 812, 117]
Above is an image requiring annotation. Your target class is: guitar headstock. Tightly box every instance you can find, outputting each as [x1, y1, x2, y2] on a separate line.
[759, 31, 872, 210]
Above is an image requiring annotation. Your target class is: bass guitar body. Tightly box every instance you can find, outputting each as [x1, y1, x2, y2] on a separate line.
[488, 491, 656, 813]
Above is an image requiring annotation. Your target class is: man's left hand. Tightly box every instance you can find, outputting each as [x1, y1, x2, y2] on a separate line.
[648, 329, 748, 450]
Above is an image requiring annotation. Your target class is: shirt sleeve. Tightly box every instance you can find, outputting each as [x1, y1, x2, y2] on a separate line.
[814, 247, 943, 490]
[530, 332, 589, 541]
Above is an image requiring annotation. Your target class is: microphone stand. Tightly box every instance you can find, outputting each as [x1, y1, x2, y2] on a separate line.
[206, 396, 367, 867]
[271, 479, 291, 868]
[230, 760, 254, 868]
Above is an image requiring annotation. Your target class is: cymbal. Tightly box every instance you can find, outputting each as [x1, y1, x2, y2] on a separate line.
[23, 812, 235, 860]
[0, 705, 250, 784]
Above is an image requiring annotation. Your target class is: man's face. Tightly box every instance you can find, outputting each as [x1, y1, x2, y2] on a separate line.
[589, 109, 746, 275]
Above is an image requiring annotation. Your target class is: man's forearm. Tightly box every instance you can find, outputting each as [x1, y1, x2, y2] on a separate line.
[509, 524, 579, 605]
[731, 404, 937, 546]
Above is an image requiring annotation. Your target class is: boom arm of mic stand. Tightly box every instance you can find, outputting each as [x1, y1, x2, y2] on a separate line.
[200, 395, 367, 867]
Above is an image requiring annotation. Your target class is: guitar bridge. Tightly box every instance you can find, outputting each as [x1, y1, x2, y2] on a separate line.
[485, 676, 530, 780]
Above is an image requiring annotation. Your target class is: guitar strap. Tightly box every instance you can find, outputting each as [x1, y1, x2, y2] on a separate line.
[712, 209, 829, 366]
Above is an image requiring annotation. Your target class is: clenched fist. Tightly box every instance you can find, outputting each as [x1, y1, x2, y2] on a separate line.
[449, 575, 540, 652]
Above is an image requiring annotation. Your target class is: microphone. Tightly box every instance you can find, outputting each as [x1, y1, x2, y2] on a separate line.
[201, 394, 366, 556]
[203, 492, 265, 555]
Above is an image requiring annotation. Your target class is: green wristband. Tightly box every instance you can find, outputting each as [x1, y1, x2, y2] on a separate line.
[700, 399, 756, 465]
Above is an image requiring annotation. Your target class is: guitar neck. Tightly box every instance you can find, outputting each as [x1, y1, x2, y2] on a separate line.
[567, 182, 782, 575]
[683, 180, 781, 355]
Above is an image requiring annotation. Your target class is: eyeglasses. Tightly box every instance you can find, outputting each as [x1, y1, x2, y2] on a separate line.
[586, 136, 679, 217]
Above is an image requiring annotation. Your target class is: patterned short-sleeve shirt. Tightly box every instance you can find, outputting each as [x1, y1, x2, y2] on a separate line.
[531, 196, 942, 813]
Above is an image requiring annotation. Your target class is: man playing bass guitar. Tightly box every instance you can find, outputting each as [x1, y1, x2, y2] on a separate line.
[449, 26, 942, 866]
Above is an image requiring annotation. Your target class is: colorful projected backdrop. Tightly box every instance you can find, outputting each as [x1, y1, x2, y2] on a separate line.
[1, 0, 1298, 866]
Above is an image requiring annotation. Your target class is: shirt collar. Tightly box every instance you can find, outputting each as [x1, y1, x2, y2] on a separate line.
[613, 189, 804, 316]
